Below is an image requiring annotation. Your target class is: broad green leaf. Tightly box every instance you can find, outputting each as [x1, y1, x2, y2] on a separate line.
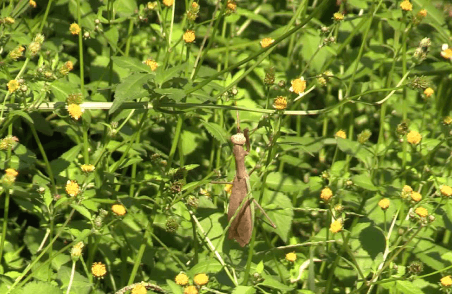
[57, 266, 91, 294]
[264, 172, 305, 193]
[71, 204, 92, 220]
[13, 280, 63, 294]
[187, 259, 223, 276]
[231, 286, 256, 294]
[336, 138, 373, 166]
[112, 56, 154, 73]
[352, 173, 378, 191]
[155, 62, 187, 85]
[237, 9, 272, 27]
[154, 88, 186, 102]
[261, 190, 294, 243]
[200, 121, 228, 144]
[110, 73, 151, 114]
[166, 280, 183, 294]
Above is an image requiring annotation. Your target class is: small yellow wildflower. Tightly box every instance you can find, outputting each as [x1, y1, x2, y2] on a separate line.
[194, 273, 209, 286]
[335, 130, 346, 139]
[91, 262, 107, 278]
[183, 30, 196, 43]
[289, 77, 306, 95]
[441, 275, 452, 287]
[4, 17, 15, 24]
[333, 12, 344, 21]
[441, 44, 452, 60]
[7, 80, 19, 93]
[224, 184, 233, 194]
[65, 61, 74, 71]
[417, 9, 427, 18]
[443, 116, 452, 125]
[403, 185, 413, 193]
[415, 207, 428, 218]
[330, 220, 343, 233]
[144, 58, 158, 71]
[406, 130, 422, 145]
[70, 241, 84, 261]
[175, 272, 189, 286]
[112, 204, 127, 216]
[184, 285, 198, 294]
[69, 23, 81, 35]
[191, 2, 199, 10]
[400, 0, 412, 11]
[320, 187, 333, 202]
[163, 0, 174, 7]
[273, 96, 287, 110]
[5, 168, 18, 177]
[131, 284, 147, 294]
[29, 0, 37, 8]
[440, 185, 452, 197]
[423, 87, 434, 98]
[226, 0, 237, 13]
[285, 252, 297, 262]
[9, 46, 25, 60]
[378, 198, 390, 210]
[147, 2, 158, 10]
[260, 37, 274, 48]
[411, 191, 422, 202]
[68, 103, 84, 120]
[81, 164, 95, 173]
[65, 180, 80, 197]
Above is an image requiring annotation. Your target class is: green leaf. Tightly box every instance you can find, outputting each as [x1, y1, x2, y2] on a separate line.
[57, 266, 91, 294]
[50, 80, 78, 102]
[231, 286, 256, 294]
[200, 121, 228, 144]
[166, 280, 183, 294]
[110, 73, 151, 114]
[336, 138, 373, 166]
[352, 174, 378, 191]
[264, 172, 305, 193]
[112, 56, 154, 73]
[237, 9, 272, 27]
[154, 88, 186, 102]
[261, 190, 294, 243]
[13, 281, 63, 294]
[10, 110, 33, 124]
[259, 273, 295, 291]
[71, 204, 92, 220]
[187, 259, 223, 276]
[155, 63, 187, 85]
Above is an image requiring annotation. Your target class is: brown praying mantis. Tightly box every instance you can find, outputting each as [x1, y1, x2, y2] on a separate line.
[227, 125, 277, 247]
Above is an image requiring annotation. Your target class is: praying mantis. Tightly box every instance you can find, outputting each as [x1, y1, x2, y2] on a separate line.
[227, 126, 276, 247]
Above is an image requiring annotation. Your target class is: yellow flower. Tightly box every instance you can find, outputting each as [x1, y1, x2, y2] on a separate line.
[440, 185, 452, 197]
[4, 17, 15, 24]
[183, 30, 196, 43]
[441, 275, 452, 287]
[441, 44, 452, 60]
[406, 130, 422, 145]
[175, 272, 189, 286]
[411, 191, 422, 202]
[333, 12, 344, 21]
[7, 80, 19, 93]
[224, 184, 233, 194]
[68, 103, 84, 120]
[29, 0, 37, 8]
[285, 252, 297, 262]
[9, 46, 25, 60]
[260, 37, 274, 48]
[5, 168, 18, 177]
[65, 61, 74, 71]
[131, 284, 147, 294]
[423, 87, 434, 97]
[112, 204, 127, 216]
[417, 9, 427, 18]
[289, 77, 306, 95]
[65, 180, 80, 197]
[70, 241, 84, 261]
[70, 23, 81, 35]
[273, 96, 287, 110]
[184, 286, 198, 294]
[226, 0, 237, 13]
[443, 116, 452, 125]
[194, 273, 209, 286]
[400, 0, 412, 11]
[378, 198, 390, 210]
[415, 207, 428, 218]
[163, 0, 174, 7]
[147, 2, 158, 10]
[81, 164, 95, 173]
[335, 130, 346, 139]
[144, 58, 158, 71]
[200, 188, 210, 197]
[403, 185, 413, 193]
[320, 187, 333, 202]
[330, 220, 343, 233]
[91, 262, 107, 278]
